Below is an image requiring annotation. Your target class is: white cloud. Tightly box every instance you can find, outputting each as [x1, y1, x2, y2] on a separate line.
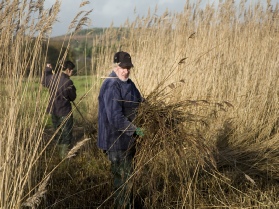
[43, 0, 279, 37]
[42, 0, 186, 36]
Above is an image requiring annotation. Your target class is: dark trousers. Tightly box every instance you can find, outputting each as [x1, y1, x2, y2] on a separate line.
[108, 147, 136, 209]
[51, 114, 73, 145]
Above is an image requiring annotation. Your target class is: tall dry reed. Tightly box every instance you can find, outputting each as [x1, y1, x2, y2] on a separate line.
[2, 0, 279, 208]
[87, 0, 279, 208]
[0, 1, 92, 209]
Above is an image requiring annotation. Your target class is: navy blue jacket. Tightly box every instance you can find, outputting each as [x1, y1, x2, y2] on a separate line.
[98, 71, 142, 151]
[42, 67, 76, 116]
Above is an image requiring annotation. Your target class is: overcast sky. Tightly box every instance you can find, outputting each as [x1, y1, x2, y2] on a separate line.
[44, 0, 279, 37]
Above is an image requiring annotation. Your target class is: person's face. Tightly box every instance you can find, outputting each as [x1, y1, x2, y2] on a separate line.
[64, 68, 74, 76]
[115, 66, 131, 81]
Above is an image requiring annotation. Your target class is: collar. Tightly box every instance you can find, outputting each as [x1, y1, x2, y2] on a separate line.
[109, 71, 130, 83]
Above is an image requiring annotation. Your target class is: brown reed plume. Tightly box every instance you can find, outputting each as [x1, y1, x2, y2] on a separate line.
[22, 176, 50, 209]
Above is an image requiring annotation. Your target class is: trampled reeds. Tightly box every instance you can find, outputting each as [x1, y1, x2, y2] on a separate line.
[132, 89, 233, 208]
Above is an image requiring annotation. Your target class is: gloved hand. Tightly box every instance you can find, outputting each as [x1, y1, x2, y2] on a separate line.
[135, 127, 144, 137]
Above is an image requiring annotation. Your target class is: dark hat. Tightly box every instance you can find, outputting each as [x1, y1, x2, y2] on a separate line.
[113, 51, 134, 68]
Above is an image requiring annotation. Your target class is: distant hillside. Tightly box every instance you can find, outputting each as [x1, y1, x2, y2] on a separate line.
[50, 27, 106, 41]
[46, 28, 108, 74]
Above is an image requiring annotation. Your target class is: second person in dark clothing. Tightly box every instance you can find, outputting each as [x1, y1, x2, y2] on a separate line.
[42, 60, 77, 159]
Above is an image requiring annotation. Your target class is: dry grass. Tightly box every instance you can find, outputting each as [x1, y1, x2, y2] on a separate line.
[0, 1, 92, 209]
[86, 0, 279, 208]
[1, 0, 279, 208]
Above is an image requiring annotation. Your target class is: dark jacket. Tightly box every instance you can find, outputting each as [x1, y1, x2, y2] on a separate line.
[42, 67, 76, 116]
[97, 71, 142, 151]
[41, 66, 53, 87]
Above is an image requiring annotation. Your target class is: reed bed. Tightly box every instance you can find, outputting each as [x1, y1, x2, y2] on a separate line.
[87, 0, 279, 208]
[0, 1, 92, 209]
[1, 0, 279, 208]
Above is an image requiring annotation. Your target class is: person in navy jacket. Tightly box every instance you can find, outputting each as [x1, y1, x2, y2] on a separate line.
[97, 51, 143, 208]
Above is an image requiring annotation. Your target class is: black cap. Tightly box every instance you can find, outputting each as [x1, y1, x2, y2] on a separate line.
[113, 51, 133, 68]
